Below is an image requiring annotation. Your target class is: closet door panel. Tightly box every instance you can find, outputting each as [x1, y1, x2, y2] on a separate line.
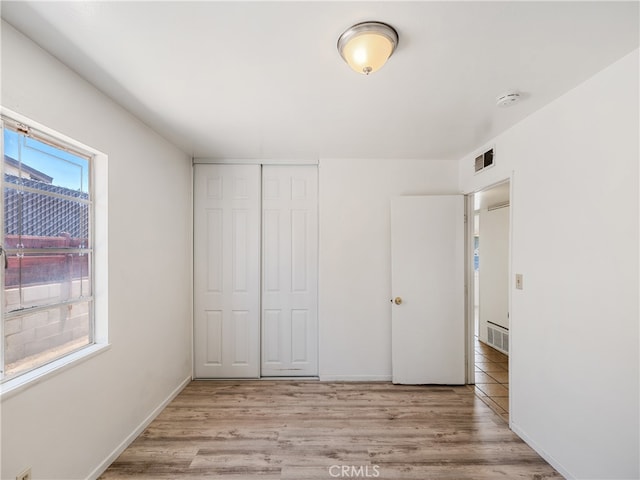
[194, 164, 261, 378]
[261, 166, 318, 376]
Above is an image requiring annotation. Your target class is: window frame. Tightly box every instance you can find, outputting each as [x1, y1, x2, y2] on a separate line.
[0, 109, 109, 397]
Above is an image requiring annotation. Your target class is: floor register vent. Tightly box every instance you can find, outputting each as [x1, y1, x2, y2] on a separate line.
[487, 323, 509, 354]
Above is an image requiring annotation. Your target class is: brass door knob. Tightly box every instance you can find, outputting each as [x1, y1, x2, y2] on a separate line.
[394, 297, 403, 305]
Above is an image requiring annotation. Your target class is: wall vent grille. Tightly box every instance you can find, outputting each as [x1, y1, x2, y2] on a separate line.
[487, 323, 509, 354]
[474, 148, 494, 173]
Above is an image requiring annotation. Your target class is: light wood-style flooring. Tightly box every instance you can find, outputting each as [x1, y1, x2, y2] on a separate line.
[100, 381, 563, 479]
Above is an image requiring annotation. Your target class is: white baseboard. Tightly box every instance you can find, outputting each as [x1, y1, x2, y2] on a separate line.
[86, 375, 192, 480]
[319, 374, 392, 382]
[510, 422, 572, 479]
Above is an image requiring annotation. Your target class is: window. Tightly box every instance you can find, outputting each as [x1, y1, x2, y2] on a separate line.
[1, 117, 94, 382]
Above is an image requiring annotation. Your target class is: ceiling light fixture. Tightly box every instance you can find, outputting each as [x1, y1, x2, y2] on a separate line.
[337, 21, 399, 75]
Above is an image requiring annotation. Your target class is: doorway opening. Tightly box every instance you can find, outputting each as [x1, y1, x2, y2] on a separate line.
[468, 180, 510, 423]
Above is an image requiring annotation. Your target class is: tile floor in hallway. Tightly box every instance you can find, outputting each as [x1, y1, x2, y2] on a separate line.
[471, 336, 509, 423]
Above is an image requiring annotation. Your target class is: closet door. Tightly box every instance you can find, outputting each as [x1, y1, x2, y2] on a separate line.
[262, 166, 318, 376]
[193, 164, 261, 378]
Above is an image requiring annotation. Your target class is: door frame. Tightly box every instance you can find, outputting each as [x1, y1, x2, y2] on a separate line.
[465, 175, 514, 387]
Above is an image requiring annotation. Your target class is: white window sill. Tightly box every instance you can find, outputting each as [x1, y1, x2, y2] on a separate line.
[0, 343, 111, 401]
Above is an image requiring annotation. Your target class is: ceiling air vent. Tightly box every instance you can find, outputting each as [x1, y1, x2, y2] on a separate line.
[474, 148, 494, 173]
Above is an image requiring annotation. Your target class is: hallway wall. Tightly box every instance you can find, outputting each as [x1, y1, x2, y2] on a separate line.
[478, 204, 510, 338]
[459, 50, 639, 479]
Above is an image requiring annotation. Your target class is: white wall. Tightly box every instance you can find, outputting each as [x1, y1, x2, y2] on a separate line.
[459, 50, 639, 479]
[318, 158, 459, 380]
[478, 205, 510, 338]
[2, 13, 636, 480]
[1, 21, 192, 480]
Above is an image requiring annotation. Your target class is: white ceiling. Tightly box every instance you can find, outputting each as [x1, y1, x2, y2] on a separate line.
[2, 1, 638, 161]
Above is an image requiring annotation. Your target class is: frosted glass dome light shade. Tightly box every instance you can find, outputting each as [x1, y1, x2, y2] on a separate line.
[337, 21, 399, 75]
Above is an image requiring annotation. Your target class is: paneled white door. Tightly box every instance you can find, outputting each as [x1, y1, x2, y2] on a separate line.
[391, 195, 465, 384]
[193, 164, 261, 378]
[261, 166, 318, 376]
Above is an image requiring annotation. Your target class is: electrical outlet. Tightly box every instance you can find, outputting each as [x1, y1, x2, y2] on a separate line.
[16, 467, 31, 480]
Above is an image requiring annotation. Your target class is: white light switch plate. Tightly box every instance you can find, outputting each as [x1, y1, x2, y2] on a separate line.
[515, 274, 523, 290]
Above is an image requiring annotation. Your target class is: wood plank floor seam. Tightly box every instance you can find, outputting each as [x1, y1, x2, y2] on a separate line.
[99, 381, 563, 479]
